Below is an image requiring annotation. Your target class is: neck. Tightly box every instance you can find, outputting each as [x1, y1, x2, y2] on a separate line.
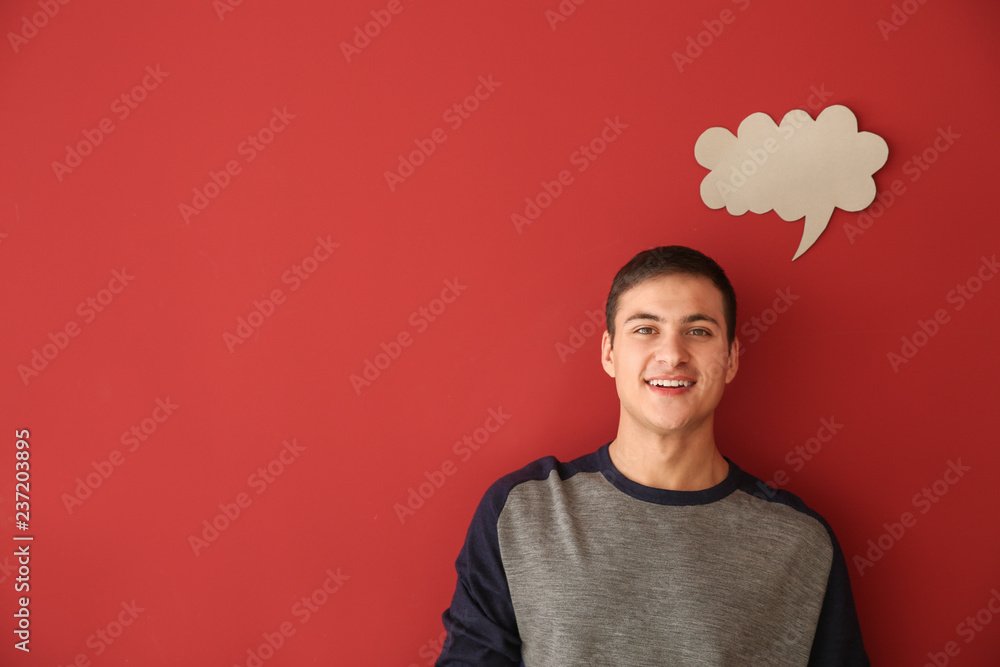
[608, 421, 728, 491]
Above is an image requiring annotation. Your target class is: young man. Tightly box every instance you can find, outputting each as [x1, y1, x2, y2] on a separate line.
[437, 246, 869, 666]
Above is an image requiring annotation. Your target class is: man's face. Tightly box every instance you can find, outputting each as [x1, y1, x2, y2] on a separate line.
[601, 273, 739, 440]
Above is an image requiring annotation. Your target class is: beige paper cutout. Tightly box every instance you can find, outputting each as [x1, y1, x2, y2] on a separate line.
[695, 105, 889, 260]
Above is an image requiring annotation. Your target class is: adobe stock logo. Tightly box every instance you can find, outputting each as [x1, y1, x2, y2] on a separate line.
[671, 0, 751, 73]
[842, 125, 959, 244]
[62, 397, 179, 514]
[511, 116, 628, 233]
[383, 76, 501, 192]
[350, 278, 467, 394]
[877, 0, 929, 41]
[544, 0, 587, 30]
[57, 600, 145, 666]
[695, 105, 888, 260]
[51, 66, 170, 182]
[223, 236, 339, 353]
[233, 566, 349, 667]
[179, 107, 296, 224]
[886, 254, 997, 373]
[754, 416, 843, 498]
[555, 309, 604, 363]
[339, 0, 416, 62]
[923, 586, 1000, 667]
[393, 406, 511, 524]
[17, 268, 135, 386]
[738, 287, 799, 351]
[7, 0, 71, 54]
[852, 459, 971, 577]
[188, 439, 305, 556]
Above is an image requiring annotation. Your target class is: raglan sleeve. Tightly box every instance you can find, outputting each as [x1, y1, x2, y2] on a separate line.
[808, 527, 871, 666]
[436, 477, 523, 666]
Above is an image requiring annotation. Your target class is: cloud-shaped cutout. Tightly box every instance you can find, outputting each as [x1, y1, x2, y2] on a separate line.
[695, 105, 888, 260]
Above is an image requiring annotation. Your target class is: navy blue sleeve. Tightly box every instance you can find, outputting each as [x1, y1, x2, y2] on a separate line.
[436, 477, 523, 666]
[808, 528, 870, 666]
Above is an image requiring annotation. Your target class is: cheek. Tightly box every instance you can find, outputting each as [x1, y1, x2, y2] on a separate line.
[612, 357, 640, 390]
[623, 353, 646, 379]
[704, 352, 731, 379]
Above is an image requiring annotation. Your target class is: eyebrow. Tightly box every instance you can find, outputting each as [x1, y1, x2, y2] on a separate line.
[623, 312, 721, 327]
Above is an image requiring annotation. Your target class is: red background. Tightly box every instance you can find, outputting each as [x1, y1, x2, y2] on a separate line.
[2, 0, 999, 664]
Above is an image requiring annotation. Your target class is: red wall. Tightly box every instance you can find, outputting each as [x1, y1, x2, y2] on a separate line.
[2, 0, 999, 664]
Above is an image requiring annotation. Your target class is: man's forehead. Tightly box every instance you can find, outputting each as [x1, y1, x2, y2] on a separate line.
[617, 274, 725, 318]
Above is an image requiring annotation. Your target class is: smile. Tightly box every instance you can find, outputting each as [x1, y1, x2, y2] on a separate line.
[646, 379, 694, 388]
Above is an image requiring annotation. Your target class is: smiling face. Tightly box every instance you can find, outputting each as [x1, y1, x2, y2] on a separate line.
[601, 273, 739, 443]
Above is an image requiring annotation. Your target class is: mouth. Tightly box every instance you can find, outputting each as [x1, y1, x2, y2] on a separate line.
[645, 378, 695, 388]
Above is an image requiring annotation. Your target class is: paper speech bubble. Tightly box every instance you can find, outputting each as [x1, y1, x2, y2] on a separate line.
[695, 105, 888, 260]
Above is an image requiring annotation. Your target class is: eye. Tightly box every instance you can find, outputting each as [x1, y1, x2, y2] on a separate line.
[634, 326, 656, 335]
[688, 328, 711, 336]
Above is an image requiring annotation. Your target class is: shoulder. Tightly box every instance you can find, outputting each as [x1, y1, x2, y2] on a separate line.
[476, 447, 604, 517]
[728, 462, 842, 553]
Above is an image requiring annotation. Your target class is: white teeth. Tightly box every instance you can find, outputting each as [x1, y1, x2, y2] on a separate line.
[647, 379, 693, 387]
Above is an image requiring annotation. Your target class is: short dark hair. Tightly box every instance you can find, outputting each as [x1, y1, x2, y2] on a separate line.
[605, 246, 737, 348]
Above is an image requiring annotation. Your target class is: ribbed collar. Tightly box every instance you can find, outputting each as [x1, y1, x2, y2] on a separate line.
[597, 442, 741, 506]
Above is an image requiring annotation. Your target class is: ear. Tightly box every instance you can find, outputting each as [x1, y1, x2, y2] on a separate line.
[725, 337, 740, 384]
[601, 330, 616, 378]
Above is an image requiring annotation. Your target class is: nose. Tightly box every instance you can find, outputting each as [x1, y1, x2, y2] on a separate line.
[654, 331, 689, 368]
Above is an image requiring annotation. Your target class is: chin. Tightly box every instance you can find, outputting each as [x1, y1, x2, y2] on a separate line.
[646, 416, 694, 433]
[650, 410, 712, 433]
